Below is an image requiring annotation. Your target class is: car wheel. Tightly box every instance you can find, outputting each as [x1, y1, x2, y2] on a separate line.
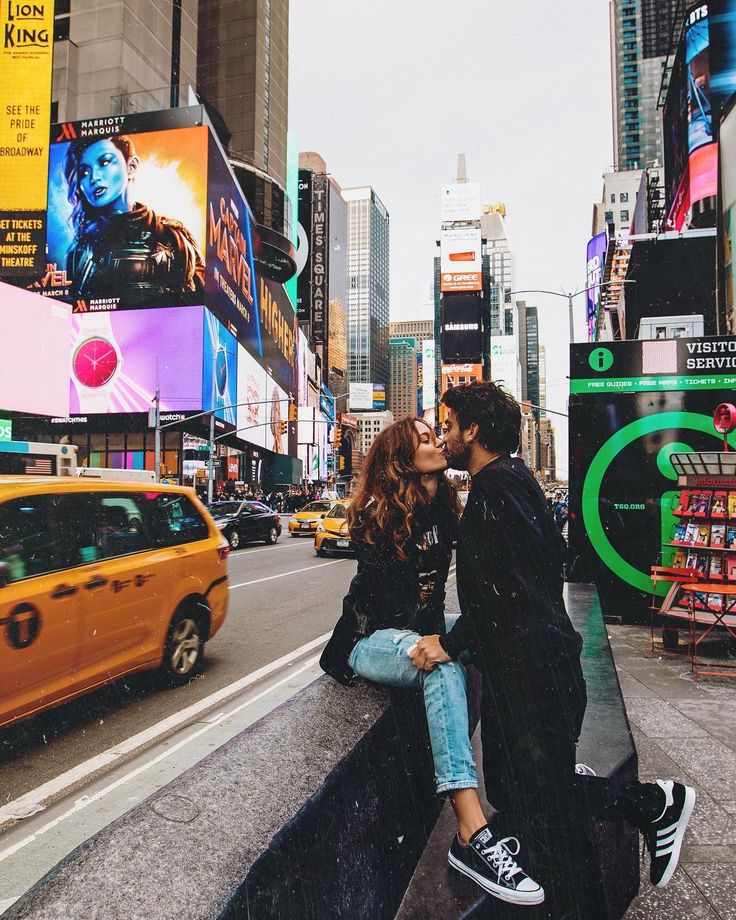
[267, 526, 279, 544]
[227, 528, 241, 550]
[161, 607, 205, 686]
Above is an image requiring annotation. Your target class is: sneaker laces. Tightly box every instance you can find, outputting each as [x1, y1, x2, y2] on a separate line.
[479, 836, 524, 882]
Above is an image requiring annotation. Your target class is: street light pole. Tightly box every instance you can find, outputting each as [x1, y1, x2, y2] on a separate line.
[207, 412, 215, 504]
[153, 385, 161, 483]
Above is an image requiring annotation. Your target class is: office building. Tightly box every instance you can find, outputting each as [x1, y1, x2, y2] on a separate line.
[198, 0, 289, 188]
[520, 404, 539, 472]
[482, 204, 514, 335]
[538, 418, 557, 482]
[389, 337, 419, 419]
[610, 0, 682, 170]
[389, 319, 433, 345]
[297, 153, 349, 413]
[515, 301, 540, 414]
[592, 169, 644, 237]
[538, 346, 547, 417]
[356, 411, 394, 454]
[343, 187, 390, 389]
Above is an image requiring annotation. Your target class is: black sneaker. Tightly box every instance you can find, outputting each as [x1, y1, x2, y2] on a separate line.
[448, 824, 544, 906]
[643, 780, 696, 887]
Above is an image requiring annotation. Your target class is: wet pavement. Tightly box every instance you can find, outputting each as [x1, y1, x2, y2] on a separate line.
[613, 624, 736, 919]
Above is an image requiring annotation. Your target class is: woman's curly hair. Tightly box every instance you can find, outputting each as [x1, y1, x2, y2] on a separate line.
[347, 417, 461, 561]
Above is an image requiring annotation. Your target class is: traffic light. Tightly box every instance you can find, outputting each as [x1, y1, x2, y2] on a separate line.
[333, 427, 342, 450]
[280, 421, 287, 435]
[289, 402, 298, 422]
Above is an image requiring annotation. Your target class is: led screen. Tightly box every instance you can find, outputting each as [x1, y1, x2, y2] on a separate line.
[69, 306, 204, 415]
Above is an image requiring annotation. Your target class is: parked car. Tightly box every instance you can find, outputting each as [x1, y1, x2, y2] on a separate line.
[314, 500, 354, 557]
[208, 500, 281, 549]
[288, 500, 337, 537]
[0, 477, 229, 730]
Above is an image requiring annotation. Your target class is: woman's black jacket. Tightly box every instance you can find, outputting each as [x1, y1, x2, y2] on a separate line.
[319, 502, 453, 686]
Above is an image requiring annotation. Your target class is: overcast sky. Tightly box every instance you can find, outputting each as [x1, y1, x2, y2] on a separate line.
[289, 0, 614, 479]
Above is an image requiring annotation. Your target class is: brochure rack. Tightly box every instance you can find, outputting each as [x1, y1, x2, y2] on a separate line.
[652, 451, 736, 678]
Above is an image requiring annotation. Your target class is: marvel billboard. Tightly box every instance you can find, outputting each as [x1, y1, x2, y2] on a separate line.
[441, 291, 483, 362]
[586, 232, 607, 342]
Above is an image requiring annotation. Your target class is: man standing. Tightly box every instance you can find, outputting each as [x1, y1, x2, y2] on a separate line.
[411, 382, 694, 917]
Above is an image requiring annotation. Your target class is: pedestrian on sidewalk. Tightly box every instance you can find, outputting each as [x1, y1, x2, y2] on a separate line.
[411, 382, 696, 918]
[320, 416, 544, 907]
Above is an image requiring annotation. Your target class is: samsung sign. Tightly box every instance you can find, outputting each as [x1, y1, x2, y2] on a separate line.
[441, 291, 483, 363]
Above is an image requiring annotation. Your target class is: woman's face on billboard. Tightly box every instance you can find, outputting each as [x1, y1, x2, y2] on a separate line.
[77, 140, 134, 211]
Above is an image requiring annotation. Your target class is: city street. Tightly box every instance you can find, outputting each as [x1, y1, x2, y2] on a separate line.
[0, 530, 368, 910]
[0, 528, 356, 805]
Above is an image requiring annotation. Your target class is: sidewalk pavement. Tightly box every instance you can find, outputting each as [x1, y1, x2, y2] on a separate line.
[611, 624, 736, 919]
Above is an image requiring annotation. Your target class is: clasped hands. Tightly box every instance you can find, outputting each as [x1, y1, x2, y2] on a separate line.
[408, 634, 451, 671]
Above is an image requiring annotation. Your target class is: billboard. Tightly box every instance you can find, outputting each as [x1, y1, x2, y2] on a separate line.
[0, 282, 70, 416]
[42, 120, 209, 310]
[664, 2, 736, 229]
[69, 306, 205, 415]
[441, 182, 481, 223]
[296, 170, 312, 325]
[311, 174, 328, 344]
[372, 384, 386, 411]
[722, 96, 736, 334]
[441, 291, 483, 362]
[349, 382, 373, 411]
[490, 336, 522, 401]
[440, 363, 483, 394]
[569, 337, 736, 620]
[440, 227, 482, 292]
[0, 0, 54, 277]
[203, 310, 238, 425]
[236, 345, 289, 455]
[422, 339, 436, 413]
[586, 232, 607, 342]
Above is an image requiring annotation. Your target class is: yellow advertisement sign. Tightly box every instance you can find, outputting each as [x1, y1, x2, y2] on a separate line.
[0, 0, 54, 276]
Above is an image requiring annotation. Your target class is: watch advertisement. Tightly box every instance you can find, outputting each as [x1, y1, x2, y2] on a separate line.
[41, 122, 209, 310]
[69, 306, 205, 415]
[568, 337, 736, 621]
[203, 310, 238, 426]
[236, 345, 289, 455]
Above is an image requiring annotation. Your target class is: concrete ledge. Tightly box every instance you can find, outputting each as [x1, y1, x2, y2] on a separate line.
[4, 677, 446, 920]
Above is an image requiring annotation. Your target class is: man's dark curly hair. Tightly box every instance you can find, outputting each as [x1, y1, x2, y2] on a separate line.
[441, 381, 521, 454]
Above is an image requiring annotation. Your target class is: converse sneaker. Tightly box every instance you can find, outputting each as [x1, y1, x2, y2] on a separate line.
[575, 762, 597, 776]
[643, 780, 696, 887]
[448, 824, 544, 906]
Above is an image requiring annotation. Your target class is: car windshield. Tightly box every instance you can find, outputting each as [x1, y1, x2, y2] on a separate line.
[247, 502, 271, 513]
[326, 505, 347, 519]
[302, 501, 332, 513]
[210, 501, 242, 516]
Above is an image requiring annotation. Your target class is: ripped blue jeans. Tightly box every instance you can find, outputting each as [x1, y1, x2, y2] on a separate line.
[348, 626, 477, 795]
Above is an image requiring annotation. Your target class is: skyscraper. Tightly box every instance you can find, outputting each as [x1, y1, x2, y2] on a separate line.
[481, 204, 514, 335]
[515, 301, 540, 414]
[610, 0, 682, 170]
[388, 337, 419, 419]
[343, 187, 390, 388]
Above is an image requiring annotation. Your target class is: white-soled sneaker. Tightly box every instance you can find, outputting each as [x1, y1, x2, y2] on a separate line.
[643, 780, 696, 887]
[448, 824, 544, 906]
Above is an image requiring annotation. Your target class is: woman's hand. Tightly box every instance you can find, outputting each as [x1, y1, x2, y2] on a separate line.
[409, 635, 451, 670]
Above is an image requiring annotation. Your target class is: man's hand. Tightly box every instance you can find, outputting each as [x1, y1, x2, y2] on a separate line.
[409, 635, 451, 671]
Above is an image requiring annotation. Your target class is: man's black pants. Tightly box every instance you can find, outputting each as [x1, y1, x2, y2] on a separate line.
[480, 657, 661, 920]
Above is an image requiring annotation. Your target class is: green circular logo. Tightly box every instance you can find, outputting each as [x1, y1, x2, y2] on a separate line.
[588, 347, 614, 372]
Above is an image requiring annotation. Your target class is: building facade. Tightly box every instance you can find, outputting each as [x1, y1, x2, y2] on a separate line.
[356, 411, 394, 455]
[538, 418, 557, 482]
[610, 0, 681, 170]
[343, 187, 390, 389]
[592, 169, 644, 237]
[514, 301, 540, 414]
[388, 337, 419, 419]
[389, 319, 433, 345]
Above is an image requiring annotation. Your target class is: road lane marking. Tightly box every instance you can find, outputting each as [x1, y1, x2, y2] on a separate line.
[0, 632, 332, 831]
[0, 654, 324, 866]
[228, 558, 349, 589]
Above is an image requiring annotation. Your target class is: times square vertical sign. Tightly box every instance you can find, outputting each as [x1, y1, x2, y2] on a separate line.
[311, 174, 327, 345]
[0, 0, 54, 276]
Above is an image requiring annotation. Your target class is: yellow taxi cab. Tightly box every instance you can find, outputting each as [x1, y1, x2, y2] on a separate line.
[0, 477, 229, 730]
[314, 500, 354, 557]
[288, 499, 337, 536]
